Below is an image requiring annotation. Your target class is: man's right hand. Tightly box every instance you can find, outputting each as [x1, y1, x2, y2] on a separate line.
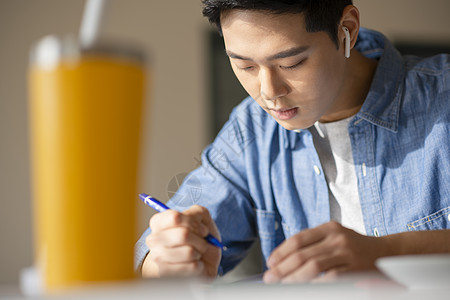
[141, 205, 221, 279]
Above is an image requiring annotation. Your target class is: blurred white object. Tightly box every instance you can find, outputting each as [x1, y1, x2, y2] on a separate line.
[376, 254, 450, 289]
[19, 266, 44, 296]
[79, 0, 108, 47]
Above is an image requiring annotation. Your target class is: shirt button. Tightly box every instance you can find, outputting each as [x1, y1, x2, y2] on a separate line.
[447, 214, 450, 222]
[313, 165, 321, 175]
[274, 221, 279, 231]
[362, 163, 367, 177]
[373, 228, 380, 237]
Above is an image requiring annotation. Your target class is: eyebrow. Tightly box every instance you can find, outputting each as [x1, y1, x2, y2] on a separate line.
[226, 46, 309, 61]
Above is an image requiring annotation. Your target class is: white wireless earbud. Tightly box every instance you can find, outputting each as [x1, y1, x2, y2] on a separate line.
[342, 26, 351, 58]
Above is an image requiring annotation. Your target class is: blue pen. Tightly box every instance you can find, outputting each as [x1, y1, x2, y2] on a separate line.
[139, 193, 227, 251]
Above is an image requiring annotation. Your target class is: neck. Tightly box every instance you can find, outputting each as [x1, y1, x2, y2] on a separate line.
[319, 50, 378, 123]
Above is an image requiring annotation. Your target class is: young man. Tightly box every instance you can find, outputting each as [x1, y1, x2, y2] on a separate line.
[136, 0, 450, 283]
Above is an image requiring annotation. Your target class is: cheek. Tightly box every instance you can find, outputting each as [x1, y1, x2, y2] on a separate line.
[232, 68, 262, 100]
[319, 51, 346, 87]
[300, 57, 344, 101]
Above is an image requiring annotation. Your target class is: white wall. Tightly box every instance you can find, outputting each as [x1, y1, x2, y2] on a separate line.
[356, 0, 450, 44]
[0, 0, 449, 286]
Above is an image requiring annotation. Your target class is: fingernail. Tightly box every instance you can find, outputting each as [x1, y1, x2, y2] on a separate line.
[263, 272, 278, 284]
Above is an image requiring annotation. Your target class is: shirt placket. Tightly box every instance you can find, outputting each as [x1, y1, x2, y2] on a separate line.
[349, 121, 388, 237]
[302, 131, 330, 227]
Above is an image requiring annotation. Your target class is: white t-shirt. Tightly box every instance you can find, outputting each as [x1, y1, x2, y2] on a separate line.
[310, 116, 367, 235]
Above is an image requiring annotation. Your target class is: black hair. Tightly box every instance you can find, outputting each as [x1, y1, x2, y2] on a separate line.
[202, 0, 353, 47]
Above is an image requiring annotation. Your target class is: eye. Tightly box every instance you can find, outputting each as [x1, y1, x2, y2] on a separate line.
[281, 59, 305, 70]
[237, 65, 255, 71]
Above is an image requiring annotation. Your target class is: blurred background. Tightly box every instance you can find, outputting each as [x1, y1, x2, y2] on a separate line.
[0, 0, 449, 287]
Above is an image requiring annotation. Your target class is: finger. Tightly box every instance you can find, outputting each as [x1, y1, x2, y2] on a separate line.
[183, 205, 211, 223]
[267, 227, 326, 268]
[149, 245, 202, 264]
[146, 227, 210, 254]
[310, 268, 345, 284]
[183, 205, 219, 237]
[280, 254, 347, 284]
[265, 240, 333, 281]
[149, 209, 209, 237]
[157, 260, 205, 277]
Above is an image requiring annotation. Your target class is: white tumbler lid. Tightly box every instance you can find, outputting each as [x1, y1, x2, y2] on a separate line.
[30, 34, 146, 70]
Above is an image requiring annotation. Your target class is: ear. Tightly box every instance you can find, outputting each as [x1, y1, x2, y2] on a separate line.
[339, 5, 360, 54]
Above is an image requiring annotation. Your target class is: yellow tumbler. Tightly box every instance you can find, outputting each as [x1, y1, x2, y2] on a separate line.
[28, 35, 146, 292]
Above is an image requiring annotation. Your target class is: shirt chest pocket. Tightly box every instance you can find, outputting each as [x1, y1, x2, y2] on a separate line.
[407, 206, 450, 231]
[255, 209, 286, 267]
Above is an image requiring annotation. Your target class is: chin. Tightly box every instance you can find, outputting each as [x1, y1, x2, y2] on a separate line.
[279, 124, 298, 131]
[277, 120, 314, 131]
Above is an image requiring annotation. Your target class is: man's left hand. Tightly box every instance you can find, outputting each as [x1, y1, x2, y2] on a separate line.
[263, 221, 386, 283]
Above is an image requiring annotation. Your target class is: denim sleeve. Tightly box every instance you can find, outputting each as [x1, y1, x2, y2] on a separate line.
[135, 101, 259, 275]
[134, 227, 151, 273]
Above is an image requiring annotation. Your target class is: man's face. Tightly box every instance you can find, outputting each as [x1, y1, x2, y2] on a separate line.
[221, 10, 348, 130]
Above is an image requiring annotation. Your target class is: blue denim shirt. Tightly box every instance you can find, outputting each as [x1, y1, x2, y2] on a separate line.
[135, 28, 450, 275]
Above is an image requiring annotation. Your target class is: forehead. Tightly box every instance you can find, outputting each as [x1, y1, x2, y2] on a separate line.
[221, 9, 308, 38]
[220, 10, 328, 59]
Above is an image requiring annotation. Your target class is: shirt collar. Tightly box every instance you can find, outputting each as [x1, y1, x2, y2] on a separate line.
[354, 28, 405, 133]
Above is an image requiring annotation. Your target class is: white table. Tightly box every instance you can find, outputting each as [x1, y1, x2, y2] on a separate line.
[1, 271, 448, 300]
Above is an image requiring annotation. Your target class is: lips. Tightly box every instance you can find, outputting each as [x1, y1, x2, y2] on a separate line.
[269, 107, 298, 120]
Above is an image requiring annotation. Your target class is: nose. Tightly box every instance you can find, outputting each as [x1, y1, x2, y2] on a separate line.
[259, 69, 289, 101]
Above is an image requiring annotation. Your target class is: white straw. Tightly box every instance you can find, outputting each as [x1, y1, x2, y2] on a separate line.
[79, 0, 108, 47]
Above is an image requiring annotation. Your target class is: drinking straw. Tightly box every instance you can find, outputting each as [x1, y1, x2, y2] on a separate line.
[79, 0, 108, 47]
